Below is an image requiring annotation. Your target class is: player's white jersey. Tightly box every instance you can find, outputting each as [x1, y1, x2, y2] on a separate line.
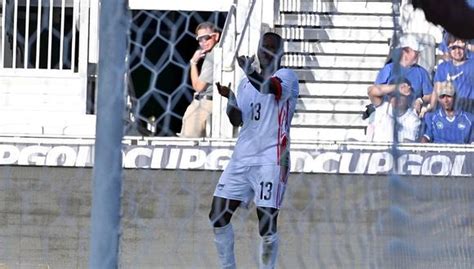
[231, 68, 299, 166]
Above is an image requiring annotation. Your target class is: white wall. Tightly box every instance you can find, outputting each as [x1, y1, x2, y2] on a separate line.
[128, 0, 234, 11]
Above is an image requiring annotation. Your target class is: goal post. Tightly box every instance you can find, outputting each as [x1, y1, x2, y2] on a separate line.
[89, 0, 130, 268]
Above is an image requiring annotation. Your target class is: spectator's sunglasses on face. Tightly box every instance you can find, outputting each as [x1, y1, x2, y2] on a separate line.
[439, 94, 452, 99]
[449, 45, 465, 51]
[197, 33, 216, 43]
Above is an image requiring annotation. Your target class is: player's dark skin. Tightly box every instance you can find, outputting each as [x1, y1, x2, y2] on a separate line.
[209, 33, 284, 237]
[209, 197, 278, 236]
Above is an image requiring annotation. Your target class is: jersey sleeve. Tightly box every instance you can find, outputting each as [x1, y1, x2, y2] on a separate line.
[408, 114, 421, 142]
[433, 62, 447, 83]
[235, 77, 248, 107]
[468, 113, 474, 144]
[375, 64, 391, 84]
[422, 112, 434, 141]
[420, 67, 433, 96]
[274, 68, 299, 101]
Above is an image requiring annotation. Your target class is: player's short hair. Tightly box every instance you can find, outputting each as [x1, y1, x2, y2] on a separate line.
[195, 22, 219, 34]
[445, 33, 467, 46]
[262, 32, 284, 54]
[389, 77, 412, 87]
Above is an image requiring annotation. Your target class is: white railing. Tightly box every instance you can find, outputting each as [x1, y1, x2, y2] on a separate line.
[1, 0, 88, 72]
[0, 0, 92, 136]
[0, 0, 91, 114]
[212, 0, 276, 138]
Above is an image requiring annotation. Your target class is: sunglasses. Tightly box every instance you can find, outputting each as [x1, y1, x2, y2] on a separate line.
[439, 94, 453, 99]
[448, 45, 465, 51]
[196, 33, 215, 42]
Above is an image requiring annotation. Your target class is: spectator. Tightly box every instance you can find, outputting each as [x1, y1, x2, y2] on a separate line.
[366, 78, 421, 142]
[438, 30, 474, 62]
[429, 34, 474, 114]
[179, 22, 220, 137]
[362, 34, 433, 119]
[421, 81, 474, 143]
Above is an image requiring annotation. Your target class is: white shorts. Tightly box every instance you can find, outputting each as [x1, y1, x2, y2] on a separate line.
[213, 162, 289, 209]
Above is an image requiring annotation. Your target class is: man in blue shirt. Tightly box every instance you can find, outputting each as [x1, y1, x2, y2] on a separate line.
[363, 34, 433, 119]
[432, 34, 474, 113]
[422, 82, 474, 143]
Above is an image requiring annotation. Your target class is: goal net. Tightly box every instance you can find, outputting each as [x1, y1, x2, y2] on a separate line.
[1, 0, 473, 268]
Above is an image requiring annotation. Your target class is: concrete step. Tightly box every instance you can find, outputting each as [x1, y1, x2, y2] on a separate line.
[0, 112, 96, 136]
[296, 97, 368, 112]
[279, 13, 398, 28]
[293, 68, 378, 83]
[291, 126, 367, 141]
[299, 82, 371, 98]
[276, 26, 395, 43]
[0, 73, 86, 114]
[284, 40, 391, 55]
[279, 0, 396, 14]
[0, 94, 85, 113]
[283, 53, 387, 69]
[292, 111, 365, 127]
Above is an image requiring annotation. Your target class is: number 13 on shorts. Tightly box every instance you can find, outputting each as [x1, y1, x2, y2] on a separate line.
[254, 165, 287, 209]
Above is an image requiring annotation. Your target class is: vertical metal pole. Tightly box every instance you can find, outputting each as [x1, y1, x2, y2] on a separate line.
[35, 0, 42, 69]
[47, 0, 53, 69]
[13, 0, 18, 67]
[59, 0, 65, 70]
[1, 0, 6, 68]
[24, 0, 30, 68]
[89, 0, 130, 268]
[71, 0, 78, 71]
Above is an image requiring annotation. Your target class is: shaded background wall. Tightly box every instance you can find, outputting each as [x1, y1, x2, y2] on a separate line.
[0, 166, 473, 268]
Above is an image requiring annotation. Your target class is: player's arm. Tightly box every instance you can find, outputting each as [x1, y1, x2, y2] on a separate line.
[424, 81, 442, 114]
[236, 55, 282, 98]
[245, 70, 280, 96]
[190, 49, 209, 92]
[420, 116, 433, 143]
[216, 82, 242, 126]
[367, 84, 397, 106]
[190, 64, 208, 92]
[420, 136, 430, 143]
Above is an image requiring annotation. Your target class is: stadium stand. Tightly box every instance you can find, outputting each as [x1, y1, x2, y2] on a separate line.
[278, 1, 398, 141]
[0, 0, 443, 142]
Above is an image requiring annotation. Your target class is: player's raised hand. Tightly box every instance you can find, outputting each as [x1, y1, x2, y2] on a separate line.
[216, 82, 232, 98]
[237, 55, 256, 75]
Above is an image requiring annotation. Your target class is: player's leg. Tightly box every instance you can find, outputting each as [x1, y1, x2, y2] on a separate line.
[209, 196, 241, 227]
[209, 162, 249, 269]
[209, 196, 241, 269]
[252, 164, 288, 269]
[257, 206, 280, 269]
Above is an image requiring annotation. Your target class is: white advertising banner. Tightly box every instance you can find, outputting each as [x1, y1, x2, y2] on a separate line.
[0, 140, 472, 177]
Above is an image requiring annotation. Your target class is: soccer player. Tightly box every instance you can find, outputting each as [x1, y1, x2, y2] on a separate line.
[209, 32, 299, 269]
[421, 81, 474, 143]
